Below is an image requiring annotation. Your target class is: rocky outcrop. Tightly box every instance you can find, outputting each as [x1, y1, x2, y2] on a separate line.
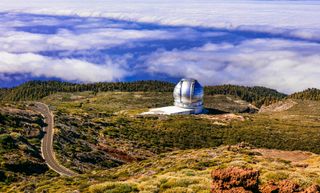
[302, 185, 320, 193]
[0, 107, 48, 182]
[211, 167, 259, 192]
[259, 99, 297, 113]
[260, 180, 300, 193]
[212, 167, 320, 193]
[205, 95, 259, 114]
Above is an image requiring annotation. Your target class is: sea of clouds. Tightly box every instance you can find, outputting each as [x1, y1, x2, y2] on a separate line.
[0, 0, 320, 93]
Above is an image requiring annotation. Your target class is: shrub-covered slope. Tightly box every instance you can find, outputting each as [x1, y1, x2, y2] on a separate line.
[29, 91, 320, 176]
[0, 81, 286, 107]
[0, 80, 175, 101]
[1, 90, 320, 192]
[0, 104, 50, 185]
[2, 145, 320, 192]
[288, 88, 320, 101]
[205, 84, 287, 107]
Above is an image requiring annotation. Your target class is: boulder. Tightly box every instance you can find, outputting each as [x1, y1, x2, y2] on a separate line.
[211, 167, 259, 192]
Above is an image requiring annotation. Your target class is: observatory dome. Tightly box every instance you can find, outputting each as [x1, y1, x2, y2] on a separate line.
[173, 78, 203, 114]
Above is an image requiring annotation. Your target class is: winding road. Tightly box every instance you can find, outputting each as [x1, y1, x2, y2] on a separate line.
[33, 102, 76, 177]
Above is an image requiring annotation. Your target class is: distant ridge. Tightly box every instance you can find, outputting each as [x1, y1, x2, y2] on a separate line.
[0, 80, 175, 101]
[288, 88, 320, 101]
[0, 80, 287, 107]
[205, 84, 287, 107]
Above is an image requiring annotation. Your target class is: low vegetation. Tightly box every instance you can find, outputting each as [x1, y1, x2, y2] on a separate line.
[205, 84, 287, 107]
[0, 104, 53, 185]
[1, 85, 320, 192]
[0, 80, 286, 107]
[2, 91, 314, 183]
[2, 144, 320, 192]
[288, 88, 320, 101]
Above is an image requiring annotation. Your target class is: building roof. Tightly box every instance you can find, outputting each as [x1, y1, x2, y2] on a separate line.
[141, 106, 194, 115]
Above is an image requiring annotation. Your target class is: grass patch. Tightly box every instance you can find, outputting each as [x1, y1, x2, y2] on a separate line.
[89, 182, 138, 193]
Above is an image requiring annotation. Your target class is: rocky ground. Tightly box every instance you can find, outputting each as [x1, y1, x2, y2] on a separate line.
[259, 99, 297, 113]
[0, 104, 51, 184]
[212, 167, 320, 193]
[205, 95, 259, 113]
[1, 92, 320, 192]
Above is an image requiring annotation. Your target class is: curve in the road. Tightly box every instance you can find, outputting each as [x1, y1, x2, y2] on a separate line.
[33, 102, 76, 177]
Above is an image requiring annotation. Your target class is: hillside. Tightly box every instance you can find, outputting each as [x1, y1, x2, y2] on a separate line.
[0, 81, 286, 108]
[2, 144, 320, 192]
[1, 90, 320, 192]
[41, 91, 320, 155]
[205, 84, 287, 107]
[0, 104, 53, 185]
[4, 91, 318, 176]
[288, 88, 320, 101]
[0, 81, 175, 101]
[259, 99, 298, 113]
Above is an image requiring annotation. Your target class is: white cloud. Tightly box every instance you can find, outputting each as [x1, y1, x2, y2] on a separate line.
[142, 39, 320, 93]
[0, 0, 320, 93]
[0, 0, 320, 41]
[0, 25, 181, 53]
[0, 52, 128, 82]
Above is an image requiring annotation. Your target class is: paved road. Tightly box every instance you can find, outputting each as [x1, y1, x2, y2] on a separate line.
[33, 102, 76, 177]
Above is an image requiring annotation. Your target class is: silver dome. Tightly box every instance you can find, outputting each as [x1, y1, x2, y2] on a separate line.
[173, 78, 203, 113]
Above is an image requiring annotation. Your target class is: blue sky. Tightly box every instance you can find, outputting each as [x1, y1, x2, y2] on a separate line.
[0, 0, 320, 93]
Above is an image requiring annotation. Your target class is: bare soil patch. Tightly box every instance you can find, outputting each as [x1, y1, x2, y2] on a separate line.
[200, 113, 245, 125]
[0, 107, 37, 116]
[254, 148, 313, 162]
[259, 99, 297, 113]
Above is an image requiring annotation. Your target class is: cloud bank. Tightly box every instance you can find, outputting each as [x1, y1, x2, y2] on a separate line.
[1, 0, 320, 41]
[0, 52, 128, 82]
[142, 39, 320, 93]
[0, 1, 320, 93]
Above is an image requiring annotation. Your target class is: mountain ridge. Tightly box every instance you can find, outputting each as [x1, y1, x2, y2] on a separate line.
[0, 80, 288, 108]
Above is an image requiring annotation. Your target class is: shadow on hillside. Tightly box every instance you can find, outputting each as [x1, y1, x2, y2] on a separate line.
[204, 108, 228, 115]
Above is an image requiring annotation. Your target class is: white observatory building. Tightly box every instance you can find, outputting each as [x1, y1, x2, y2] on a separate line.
[142, 78, 204, 115]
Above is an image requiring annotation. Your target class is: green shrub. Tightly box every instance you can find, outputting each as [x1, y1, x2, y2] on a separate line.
[89, 182, 138, 193]
[0, 134, 17, 150]
[263, 171, 289, 181]
[162, 187, 192, 193]
[160, 177, 201, 191]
